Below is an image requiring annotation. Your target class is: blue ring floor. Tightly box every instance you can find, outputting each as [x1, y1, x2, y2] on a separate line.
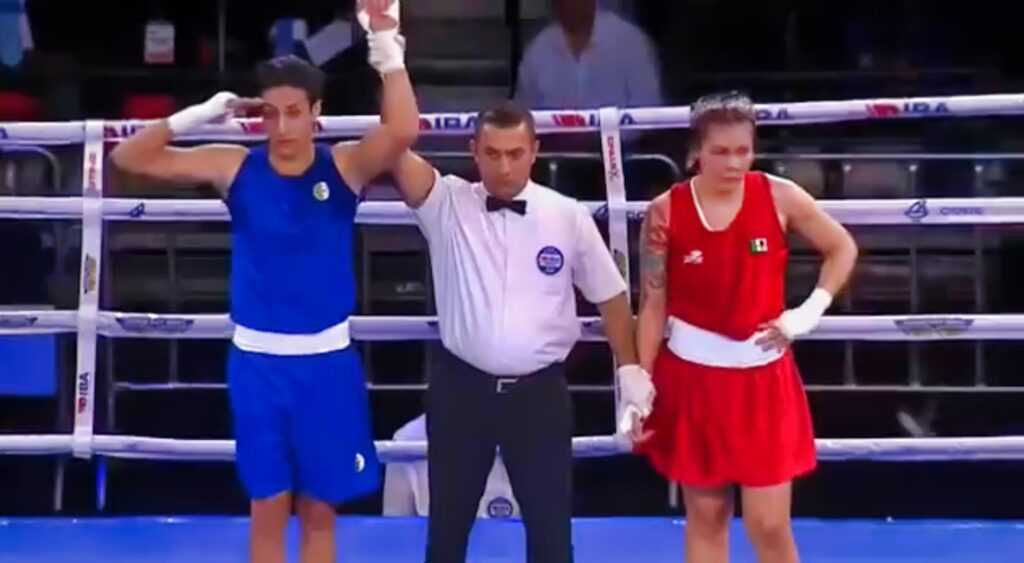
[2, 516, 1024, 562]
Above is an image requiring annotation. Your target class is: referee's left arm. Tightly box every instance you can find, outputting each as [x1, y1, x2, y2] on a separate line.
[597, 293, 639, 366]
[571, 205, 638, 366]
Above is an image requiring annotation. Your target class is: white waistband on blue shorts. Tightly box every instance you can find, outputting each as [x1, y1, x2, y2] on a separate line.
[232, 319, 351, 356]
[666, 316, 783, 369]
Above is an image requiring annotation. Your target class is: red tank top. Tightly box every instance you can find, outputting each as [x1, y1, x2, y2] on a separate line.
[665, 172, 788, 341]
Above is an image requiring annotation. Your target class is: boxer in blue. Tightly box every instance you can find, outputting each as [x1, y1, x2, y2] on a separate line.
[110, 2, 417, 561]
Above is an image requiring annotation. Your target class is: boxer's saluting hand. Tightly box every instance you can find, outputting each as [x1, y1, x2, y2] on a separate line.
[225, 96, 267, 119]
[166, 92, 239, 134]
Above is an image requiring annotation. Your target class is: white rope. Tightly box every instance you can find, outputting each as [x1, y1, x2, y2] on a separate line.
[0, 310, 77, 333]
[1, 196, 1024, 225]
[2, 433, 1024, 462]
[599, 106, 631, 428]
[3, 94, 1024, 145]
[71, 121, 104, 460]
[0, 434, 630, 462]
[1, 95, 1021, 476]
[0, 311, 1019, 341]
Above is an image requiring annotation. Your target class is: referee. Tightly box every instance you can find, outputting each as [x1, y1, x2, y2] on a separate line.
[388, 101, 655, 563]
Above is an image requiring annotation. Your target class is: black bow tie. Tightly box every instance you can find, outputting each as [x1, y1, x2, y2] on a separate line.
[486, 196, 527, 215]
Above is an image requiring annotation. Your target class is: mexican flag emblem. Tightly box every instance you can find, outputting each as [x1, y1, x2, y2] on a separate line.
[749, 238, 768, 254]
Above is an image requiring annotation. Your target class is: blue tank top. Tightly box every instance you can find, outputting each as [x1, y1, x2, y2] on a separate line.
[226, 144, 358, 334]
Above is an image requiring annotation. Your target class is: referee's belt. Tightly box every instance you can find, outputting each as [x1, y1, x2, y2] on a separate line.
[232, 319, 351, 356]
[666, 316, 783, 369]
[492, 364, 563, 394]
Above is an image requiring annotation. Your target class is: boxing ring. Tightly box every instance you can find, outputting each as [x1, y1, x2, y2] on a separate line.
[3, 94, 1024, 561]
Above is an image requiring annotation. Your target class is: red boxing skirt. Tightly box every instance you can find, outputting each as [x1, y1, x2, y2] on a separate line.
[636, 346, 817, 488]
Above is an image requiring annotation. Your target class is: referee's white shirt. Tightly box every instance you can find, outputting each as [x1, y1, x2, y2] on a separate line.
[414, 171, 627, 376]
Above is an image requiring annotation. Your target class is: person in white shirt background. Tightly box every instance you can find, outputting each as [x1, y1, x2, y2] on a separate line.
[386, 101, 655, 563]
[382, 413, 520, 519]
[515, 0, 663, 111]
[514, 0, 664, 204]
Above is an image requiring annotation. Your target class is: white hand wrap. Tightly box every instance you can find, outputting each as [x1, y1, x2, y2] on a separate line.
[615, 365, 655, 435]
[357, 0, 401, 32]
[776, 287, 833, 340]
[357, 1, 405, 75]
[367, 29, 406, 75]
[167, 92, 237, 136]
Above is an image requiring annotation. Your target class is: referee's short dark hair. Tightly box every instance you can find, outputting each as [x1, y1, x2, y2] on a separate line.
[256, 55, 326, 106]
[474, 101, 537, 139]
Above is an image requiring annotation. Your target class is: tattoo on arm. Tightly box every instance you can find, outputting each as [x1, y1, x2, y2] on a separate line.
[639, 205, 668, 305]
[640, 232, 666, 288]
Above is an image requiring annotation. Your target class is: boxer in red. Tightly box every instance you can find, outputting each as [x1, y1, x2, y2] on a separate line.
[631, 92, 858, 562]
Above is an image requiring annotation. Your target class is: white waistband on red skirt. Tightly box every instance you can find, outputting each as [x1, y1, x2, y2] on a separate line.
[666, 316, 783, 369]
[232, 319, 351, 356]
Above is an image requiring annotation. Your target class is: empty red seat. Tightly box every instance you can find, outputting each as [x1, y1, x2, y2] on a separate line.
[0, 91, 43, 121]
[121, 94, 177, 119]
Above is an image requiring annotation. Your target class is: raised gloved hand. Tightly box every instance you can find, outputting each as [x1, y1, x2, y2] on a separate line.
[358, 0, 406, 75]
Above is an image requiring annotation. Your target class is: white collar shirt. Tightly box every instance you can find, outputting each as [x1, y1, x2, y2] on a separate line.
[515, 9, 663, 110]
[413, 171, 627, 376]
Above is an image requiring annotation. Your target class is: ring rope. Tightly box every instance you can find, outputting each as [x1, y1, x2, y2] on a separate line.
[3, 434, 1024, 463]
[599, 106, 630, 425]
[2, 94, 1023, 145]
[0, 312, 1021, 341]
[1, 197, 1022, 225]
[0, 93, 1022, 465]
[71, 121, 104, 460]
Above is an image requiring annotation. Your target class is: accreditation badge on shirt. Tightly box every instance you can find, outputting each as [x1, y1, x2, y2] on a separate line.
[536, 245, 565, 276]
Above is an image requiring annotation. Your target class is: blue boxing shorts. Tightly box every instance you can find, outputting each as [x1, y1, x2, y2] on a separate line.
[227, 344, 380, 504]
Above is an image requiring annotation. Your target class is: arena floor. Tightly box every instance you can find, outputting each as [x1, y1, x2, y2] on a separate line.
[2, 516, 1024, 562]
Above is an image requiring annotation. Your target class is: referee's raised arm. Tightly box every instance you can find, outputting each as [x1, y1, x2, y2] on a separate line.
[391, 150, 439, 209]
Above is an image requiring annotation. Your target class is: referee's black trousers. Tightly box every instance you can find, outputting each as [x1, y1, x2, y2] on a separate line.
[425, 347, 574, 563]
